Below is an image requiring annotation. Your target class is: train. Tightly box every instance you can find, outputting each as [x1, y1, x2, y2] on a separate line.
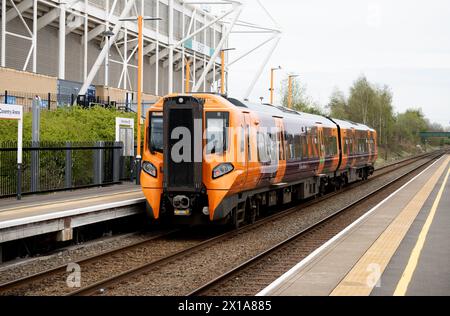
[141, 93, 377, 226]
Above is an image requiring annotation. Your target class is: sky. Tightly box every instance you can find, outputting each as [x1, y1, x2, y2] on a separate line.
[217, 0, 450, 127]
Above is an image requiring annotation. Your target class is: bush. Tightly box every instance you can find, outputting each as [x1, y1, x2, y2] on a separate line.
[0, 106, 139, 142]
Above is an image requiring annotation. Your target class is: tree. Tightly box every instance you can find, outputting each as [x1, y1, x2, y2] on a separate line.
[327, 88, 348, 119]
[279, 77, 324, 115]
[395, 108, 428, 145]
[347, 76, 376, 125]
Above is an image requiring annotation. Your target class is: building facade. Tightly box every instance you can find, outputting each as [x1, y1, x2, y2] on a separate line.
[0, 0, 229, 103]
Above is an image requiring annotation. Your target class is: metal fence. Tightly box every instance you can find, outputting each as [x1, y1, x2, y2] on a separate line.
[0, 141, 137, 199]
[1, 90, 155, 117]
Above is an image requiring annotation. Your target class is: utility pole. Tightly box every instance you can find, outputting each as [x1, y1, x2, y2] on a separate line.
[119, 16, 162, 185]
[220, 48, 235, 95]
[270, 66, 281, 104]
[185, 58, 191, 93]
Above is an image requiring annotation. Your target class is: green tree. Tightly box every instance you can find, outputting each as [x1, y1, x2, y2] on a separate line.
[327, 88, 348, 119]
[279, 77, 324, 115]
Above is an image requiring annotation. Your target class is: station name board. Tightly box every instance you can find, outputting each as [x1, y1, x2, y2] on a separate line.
[0, 104, 23, 120]
[184, 39, 214, 57]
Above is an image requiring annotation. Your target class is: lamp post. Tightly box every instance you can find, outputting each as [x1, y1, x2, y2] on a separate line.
[102, 30, 115, 87]
[119, 16, 162, 185]
[270, 66, 281, 104]
[185, 58, 191, 93]
[220, 48, 235, 95]
[288, 74, 299, 109]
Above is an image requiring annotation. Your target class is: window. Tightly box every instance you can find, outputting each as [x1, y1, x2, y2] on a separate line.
[257, 132, 270, 163]
[285, 133, 295, 160]
[206, 112, 229, 155]
[240, 127, 245, 153]
[247, 125, 251, 161]
[358, 138, 368, 154]
[301, 135, 308, 158]
[325, 136, 337, 156]
[149, 112, 163, 153]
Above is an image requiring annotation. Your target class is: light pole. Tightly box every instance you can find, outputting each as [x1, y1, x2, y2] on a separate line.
[288, 74, 299, 109]
[220, 48, 235, 95]
[102, 30, 115, 87]
[270, 66, 281, 104]
[185, 57, 191, 93]
[120, 16, 162, 185]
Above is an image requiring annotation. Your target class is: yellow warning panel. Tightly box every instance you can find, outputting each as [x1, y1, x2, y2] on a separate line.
[331, 156, 450, 296]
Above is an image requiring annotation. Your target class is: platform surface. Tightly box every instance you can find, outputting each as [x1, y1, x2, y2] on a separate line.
[0, 184, 145, 243]
[259, 154, 450, 296]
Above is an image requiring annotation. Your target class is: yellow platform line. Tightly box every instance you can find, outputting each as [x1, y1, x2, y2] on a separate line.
[394, 165, 450, 296]
[330, 156, 450, 296]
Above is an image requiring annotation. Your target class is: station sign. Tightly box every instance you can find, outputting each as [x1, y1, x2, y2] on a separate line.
[0, 104, 24, 200]
[184, 39, 214, 57]
[0, 104, 23, 120]
[116, 117, 135, 157]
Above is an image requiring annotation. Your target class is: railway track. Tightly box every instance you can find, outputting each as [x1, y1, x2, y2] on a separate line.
[0, 150, 442, 296]
[188, 151, 445, 296]
[69, 151, 442, 296]
[0, 229, 215, 295]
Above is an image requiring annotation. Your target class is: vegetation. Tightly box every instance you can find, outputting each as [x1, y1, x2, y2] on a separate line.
[0, 106, 138, 142]
[279, 78, 325, 115]
[280, 75, 449, 161]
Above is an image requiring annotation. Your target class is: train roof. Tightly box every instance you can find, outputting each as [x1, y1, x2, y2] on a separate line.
[228, 98, 336, 128]
[331, 118, 376, 132]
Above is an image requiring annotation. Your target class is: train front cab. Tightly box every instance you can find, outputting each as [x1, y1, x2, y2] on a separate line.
[141, 94, 250, 225]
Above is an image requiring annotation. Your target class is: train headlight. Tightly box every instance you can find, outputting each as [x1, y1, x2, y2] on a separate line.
[142, 161, 157, 177]
[212, 163, 234, 179]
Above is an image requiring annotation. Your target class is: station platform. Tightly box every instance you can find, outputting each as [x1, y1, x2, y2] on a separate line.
[0, 183, 145, 244]
[258, 154, 450, 296]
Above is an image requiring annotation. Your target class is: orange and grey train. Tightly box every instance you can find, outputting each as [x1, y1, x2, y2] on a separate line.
[141, 93, 377, 226]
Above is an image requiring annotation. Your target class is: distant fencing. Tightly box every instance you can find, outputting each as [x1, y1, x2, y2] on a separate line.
[1, 90, 155, 117]
[0, 141, 138, 198]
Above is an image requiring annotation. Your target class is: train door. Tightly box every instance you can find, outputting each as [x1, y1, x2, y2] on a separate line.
[317, 125, 325, 174]
[273, 117, 286, 184]
[241, 112, 252, 189]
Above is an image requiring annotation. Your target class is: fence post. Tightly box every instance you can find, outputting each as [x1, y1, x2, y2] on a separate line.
[65, 142, 72, 189]
[113, 142, 122, 183]
[93, 141, 104, 186]
[31, 97, 41, 193]
[17, 162, 22, 200]
[4, 90, 7, 104]
[48, 92, 51, 110]
[30, 142, 40, 193]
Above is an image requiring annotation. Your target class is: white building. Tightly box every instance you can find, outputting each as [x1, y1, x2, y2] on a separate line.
[0, 0, 236, 101]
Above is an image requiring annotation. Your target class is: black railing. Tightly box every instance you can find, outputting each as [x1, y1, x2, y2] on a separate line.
[1, 90, 156, 115]
[0, 141, 136, 199]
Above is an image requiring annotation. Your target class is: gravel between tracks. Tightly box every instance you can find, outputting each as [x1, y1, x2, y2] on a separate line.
[1, 232, 206, 296]
[0, 232, 156, 285]
[98, 157, 434, 296]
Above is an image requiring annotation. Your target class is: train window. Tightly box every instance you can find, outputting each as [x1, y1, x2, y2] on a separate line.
[257, 131, 270, 163]
[247, 125, 251, 161]
[240, 127, 245, 154]
[293, 135, 302, 160]
[357, 139, 368, 154]
[206, 112, 229, 155]
[149, 112, 163, 153]
[270, 132, 279, 163]
[325, 136, 337, 157]
[301, 135, 308, 158]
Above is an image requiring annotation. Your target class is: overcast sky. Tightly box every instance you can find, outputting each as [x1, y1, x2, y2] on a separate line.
[221, 0, 450, 127]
